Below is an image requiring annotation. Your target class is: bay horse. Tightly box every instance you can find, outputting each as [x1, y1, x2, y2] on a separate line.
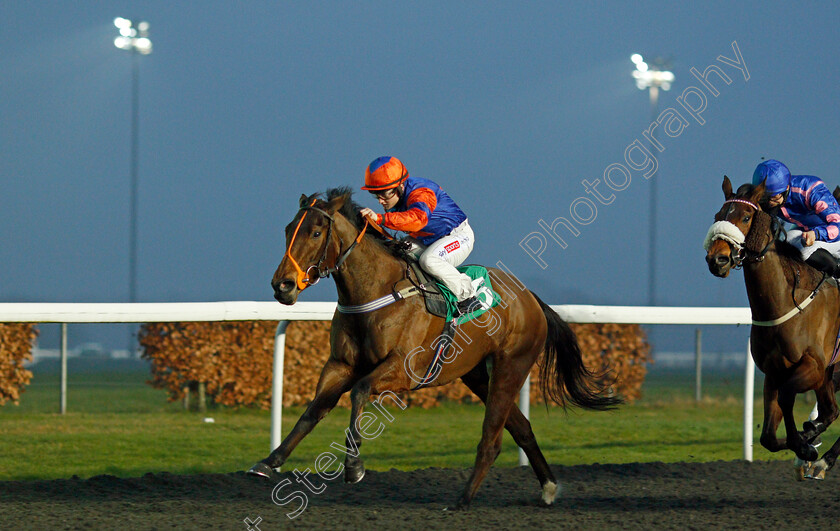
[248, 187, 620, 508]
[705, 176, 840, 479]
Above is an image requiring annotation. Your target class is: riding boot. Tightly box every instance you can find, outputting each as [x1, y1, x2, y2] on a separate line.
[456, 296, 480, 315]
[805, 248, 840, 277]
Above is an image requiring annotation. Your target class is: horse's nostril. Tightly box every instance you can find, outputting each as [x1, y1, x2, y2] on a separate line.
[715, 255, 730, 266]
[276, 279, 295, 293]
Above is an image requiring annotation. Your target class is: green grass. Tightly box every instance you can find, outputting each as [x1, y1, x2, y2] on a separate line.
[0, 366, 833, 481]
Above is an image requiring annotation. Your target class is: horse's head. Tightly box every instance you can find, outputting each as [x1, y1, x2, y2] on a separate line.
[271, 191, 351, 304]
[704, 176, 772, 277]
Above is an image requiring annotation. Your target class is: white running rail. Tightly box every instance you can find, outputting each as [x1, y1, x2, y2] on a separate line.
[0, 302, 756, 461]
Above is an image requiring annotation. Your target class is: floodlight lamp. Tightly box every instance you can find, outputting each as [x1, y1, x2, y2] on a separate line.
[113, 16, 153, 54]
[630, 53, 644, 65]
[114, 36, 132, 50]
[134, 38, 153, 54]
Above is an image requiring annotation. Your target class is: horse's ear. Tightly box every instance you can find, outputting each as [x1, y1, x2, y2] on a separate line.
[325, 192, 350, 214]
[751, 180, 767, 205]
[722, 176, 733, 199]
[299, 194, 309, 208]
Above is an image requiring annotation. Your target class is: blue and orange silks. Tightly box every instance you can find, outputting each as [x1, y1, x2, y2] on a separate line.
[374, 176, 467, 246]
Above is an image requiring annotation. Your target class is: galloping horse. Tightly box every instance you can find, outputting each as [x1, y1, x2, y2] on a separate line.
[248, 187, 620, 508]
[705, 176, 840, 478]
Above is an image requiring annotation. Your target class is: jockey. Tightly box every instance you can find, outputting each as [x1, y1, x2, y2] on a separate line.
[753, 159, 840, 276]
[358, 155, 479, 314]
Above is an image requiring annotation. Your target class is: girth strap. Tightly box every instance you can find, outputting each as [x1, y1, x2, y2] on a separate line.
[411, 320, 457, 390]
[751, 274, 828, 327]
[337, 286, 421, 314]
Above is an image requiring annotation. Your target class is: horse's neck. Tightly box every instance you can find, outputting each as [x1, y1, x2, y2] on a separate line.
[332, 218, 406, 306]
[743, 247, 796, 316]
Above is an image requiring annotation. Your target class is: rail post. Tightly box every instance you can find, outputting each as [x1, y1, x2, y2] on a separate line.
[271, 321, 289, 452]
[518, 375, 530, 466]
[60, 323, 68, 414]
[744, 338, 754, 462]
[695, 328, 702, 402]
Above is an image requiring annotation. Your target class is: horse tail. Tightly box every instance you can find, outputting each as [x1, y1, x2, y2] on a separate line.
[531, 290, 622, 411]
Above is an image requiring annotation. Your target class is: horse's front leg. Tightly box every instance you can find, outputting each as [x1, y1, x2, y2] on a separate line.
[781, 357, 827, 462]
[248, 359, 356, 477]
[343, 380, 371, 484]
[779, 387, 819, 462]
[343, 356, 410, 484]
[759, 381, 787, 452]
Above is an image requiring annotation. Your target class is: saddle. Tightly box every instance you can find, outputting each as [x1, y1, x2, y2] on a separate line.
[404, 259, 450, 319]
[387, 239, 500, 322]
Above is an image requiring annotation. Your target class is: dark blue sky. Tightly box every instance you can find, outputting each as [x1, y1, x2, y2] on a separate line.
[3, 2, 839, 351]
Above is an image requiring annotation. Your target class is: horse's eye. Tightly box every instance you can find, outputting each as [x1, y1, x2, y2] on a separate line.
[742, 215, 751, 223]
[313, 231, 322, 238]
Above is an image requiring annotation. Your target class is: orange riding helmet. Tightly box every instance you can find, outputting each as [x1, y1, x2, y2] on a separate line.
[361, 156, 409, 191]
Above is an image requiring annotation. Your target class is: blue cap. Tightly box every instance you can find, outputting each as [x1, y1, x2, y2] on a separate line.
[752, 159, 791, 196]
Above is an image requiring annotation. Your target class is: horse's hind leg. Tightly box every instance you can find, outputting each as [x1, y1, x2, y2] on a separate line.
[810, 421, 840, 479]
[455, 355, 531, 509]
[460, 363, 558, 504]
[249, 359, 355, 476]
[805, 369, 840, 479]
[805, 366, 839, 438]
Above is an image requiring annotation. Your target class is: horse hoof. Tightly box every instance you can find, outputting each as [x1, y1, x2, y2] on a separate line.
[344, 465, 366, 484]
[246, 462, 274, 479]
[793, 457, 810, 482]
[808, 459, 828, 480]
[541, 481, 558, 505]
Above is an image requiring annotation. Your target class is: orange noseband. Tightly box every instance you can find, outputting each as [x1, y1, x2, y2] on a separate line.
[284, 199, 374, 291]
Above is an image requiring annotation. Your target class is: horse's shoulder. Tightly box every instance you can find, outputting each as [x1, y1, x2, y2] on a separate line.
[329, 318, 361, 351]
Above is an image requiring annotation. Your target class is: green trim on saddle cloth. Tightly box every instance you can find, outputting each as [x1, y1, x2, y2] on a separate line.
[435, 265, 502, 324]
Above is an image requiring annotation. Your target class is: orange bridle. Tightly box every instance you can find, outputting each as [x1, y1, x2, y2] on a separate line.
[284, 199, 373, 291]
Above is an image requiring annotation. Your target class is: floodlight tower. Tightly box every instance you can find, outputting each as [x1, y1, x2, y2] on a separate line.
[114, 17, 152, 355]
[631, 54, 674, 308]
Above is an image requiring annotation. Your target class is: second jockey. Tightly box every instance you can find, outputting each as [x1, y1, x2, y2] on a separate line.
[753, 158, 840, 276]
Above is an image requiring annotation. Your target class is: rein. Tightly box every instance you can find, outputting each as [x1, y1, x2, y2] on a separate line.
[284, 199, 371, 291]
[704, 198, 776, 270]
[284, 197, 413, 313]
[708, 197, 827, 326]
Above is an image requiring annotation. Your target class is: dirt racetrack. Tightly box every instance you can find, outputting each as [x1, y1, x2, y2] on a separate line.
[1, 460, 838, 530]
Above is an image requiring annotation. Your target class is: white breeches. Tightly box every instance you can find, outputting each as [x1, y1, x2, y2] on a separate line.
[787, 229, 840, 260]
[407, 220, 476, 301]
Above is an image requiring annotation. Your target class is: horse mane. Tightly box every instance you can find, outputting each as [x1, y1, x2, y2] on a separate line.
[734, 183, 823, 283]
[318, 187, 409, 258]
[734, 183, 787, 240]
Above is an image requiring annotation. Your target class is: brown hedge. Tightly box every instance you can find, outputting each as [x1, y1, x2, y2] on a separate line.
[0, 323, 38, 406]
[140, 320, 650, 409]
